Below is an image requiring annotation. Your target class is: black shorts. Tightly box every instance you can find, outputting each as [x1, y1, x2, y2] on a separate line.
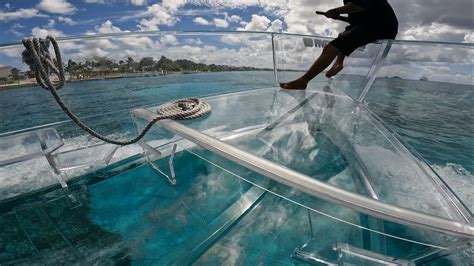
[330, 25, 397, 56]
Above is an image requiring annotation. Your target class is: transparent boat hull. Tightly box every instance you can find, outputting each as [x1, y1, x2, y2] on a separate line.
[0, 31, 472, 264]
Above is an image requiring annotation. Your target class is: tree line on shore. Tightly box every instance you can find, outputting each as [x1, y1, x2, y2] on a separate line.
[64, 55, 268, 79]
[1, 55, 270, 85]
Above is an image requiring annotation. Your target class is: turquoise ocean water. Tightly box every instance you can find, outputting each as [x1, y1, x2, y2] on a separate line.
[1, 71, 472, 172]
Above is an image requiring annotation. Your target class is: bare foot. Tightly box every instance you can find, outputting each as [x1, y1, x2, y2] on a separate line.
[279, 78, 308, 90]
[325, 63, 343, 78]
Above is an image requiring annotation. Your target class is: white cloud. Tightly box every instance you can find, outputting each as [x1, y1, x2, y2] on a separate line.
[183, 1, 343, 36]
[129, 0, 335, 36]
[89, 20, 124, 34]
[46, 19, 56, 28]
[193, 16, 234, 28]
[187, 0, 285, 10]
[131, 0, 146, 6]
[58, 16, 76, 25]
[213, 18, 228, 28]
[193, 17, 210, 25]
[269, 19, 283, 32]
[161, 40, 273, 69]
[281, 1, 340, 36]
[228, 15, 241, 23]
[464, 33, 473, 43]
[31, 27, 65, 38]
[0, 46, 24, 59]
[161, 0, 187, 11]
[0, 8, 45, 21]
[122, 36, 156, 49]
[89, 39, 119, 50]
[66, 20, 159, 61]
[137, 1, 186, 31]
[160, 35, 179, 45]
[239, 14, 271, 31]
[138, 17, 161, 31]
[38, 0, 76, 15]
[81, 47, 109, 58]
[400, 22, 473, 43]
[220, 34, 244, 44]
[184, 38, 204, 45]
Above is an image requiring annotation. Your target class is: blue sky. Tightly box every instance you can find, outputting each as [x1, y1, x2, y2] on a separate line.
[1, 0, 472, 44]
[0, 1, 285, 43]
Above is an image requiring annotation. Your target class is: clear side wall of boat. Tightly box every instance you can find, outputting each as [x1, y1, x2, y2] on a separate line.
[0, 31, 472, 265]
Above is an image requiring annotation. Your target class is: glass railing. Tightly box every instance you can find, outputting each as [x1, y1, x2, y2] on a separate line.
[272, 33, 473, 225]
[0, 31, 277, 133]
[272, 32, 386, 99]
[0, 31, 472, 264]
[361, 41, 474, 217]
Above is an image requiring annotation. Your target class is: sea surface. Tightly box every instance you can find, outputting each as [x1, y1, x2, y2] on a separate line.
[0, 71, 275, 133]
[1, 71, 471, 170]
[366, 77, 474, 216]
[1, 71, 472, 207]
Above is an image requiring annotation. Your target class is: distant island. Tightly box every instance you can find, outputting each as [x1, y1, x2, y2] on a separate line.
[0, 55, 272, 90]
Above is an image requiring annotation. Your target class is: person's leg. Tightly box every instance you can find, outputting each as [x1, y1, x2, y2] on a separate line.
[326, 52, 345, 78]
[279, 44, 341, 90]
[326, 32, 346, 78]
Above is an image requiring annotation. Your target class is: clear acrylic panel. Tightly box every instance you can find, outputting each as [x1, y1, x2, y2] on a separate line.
[140, 88, 464, 223]
[273, 33, 335, 93]
[0, 142, 462, 264]
[0, 109, 142, 201]
[273, 33, 385, 99]
[363, 41, 474, 214]
[0, 128, 62, 165]
[0, 32, 275, 134]
[0, 31, 277, 200]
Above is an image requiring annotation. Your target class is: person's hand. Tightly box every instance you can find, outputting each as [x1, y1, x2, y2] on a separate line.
[325, 9, 339, 19]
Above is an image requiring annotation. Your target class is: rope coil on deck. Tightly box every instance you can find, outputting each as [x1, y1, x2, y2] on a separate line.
[22, 36, 211, 146]
[157, 99, 211, 120]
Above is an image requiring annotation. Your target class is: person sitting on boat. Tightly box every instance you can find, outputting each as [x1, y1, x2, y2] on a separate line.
[280, 0, 398, 90]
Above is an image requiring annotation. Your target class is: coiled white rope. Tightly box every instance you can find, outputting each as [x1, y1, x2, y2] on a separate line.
[22, 36, 211, 146]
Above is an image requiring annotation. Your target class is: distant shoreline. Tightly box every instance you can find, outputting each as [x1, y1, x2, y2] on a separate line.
[0, 80, 37, 90]
[0, 69, 278, 91]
